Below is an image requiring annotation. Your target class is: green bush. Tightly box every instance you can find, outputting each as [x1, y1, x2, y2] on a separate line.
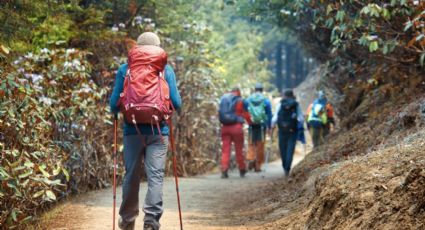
[0, 48, 114, 228]
[32, 15, 75, 48]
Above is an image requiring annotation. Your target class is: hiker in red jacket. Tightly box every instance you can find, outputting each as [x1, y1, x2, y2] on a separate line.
[218, 88, 250, 178]
[110, 32, 182, 230]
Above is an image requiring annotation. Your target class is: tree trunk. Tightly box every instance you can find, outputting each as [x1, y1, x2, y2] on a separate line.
[294, 48, 302, 87]
[275, 42, 283, 92]
[285, 44, 292, 89]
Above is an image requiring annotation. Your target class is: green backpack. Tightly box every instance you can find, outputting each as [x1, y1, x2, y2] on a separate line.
[247, 93, 267, 125]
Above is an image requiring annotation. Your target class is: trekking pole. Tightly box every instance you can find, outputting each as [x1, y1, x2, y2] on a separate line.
[112, 114, 118, 230]
[169, 120, 183, 230]
[262, 130, 273, 178]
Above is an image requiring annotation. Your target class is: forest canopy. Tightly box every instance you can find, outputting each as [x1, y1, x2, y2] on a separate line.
[236, 0, 425, 70]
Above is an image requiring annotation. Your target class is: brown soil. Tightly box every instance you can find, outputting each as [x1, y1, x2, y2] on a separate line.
[241, 130, 425, 230]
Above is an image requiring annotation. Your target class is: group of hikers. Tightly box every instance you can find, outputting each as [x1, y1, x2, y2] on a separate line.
[218, 85, 335, 179]
[109, 31, 335, 230]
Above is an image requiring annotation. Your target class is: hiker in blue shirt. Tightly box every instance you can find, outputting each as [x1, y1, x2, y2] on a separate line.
[245, 83, 272, 172]
[109, 32, 181, 230]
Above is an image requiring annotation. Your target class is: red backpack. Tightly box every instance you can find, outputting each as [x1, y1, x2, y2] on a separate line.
[118, 45, 173, 132]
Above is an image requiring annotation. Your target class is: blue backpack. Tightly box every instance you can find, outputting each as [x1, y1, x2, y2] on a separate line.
[219, 93, 241, 125]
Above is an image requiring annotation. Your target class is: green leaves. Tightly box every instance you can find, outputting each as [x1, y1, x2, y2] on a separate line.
[335, 10, 346, 22]
[382, 8, 391, 20]
[32, 190, 45, 198]
[32, 189, 57, 201]
[18, 170, 33, 179]
[11, 209, 18, 222]
[404, 20, 413, 31]
[1, 44, 10, 54]
[416, 34, 424, 42]
[45, 190, 57, 201]
[369, 41, 379, 52]
[38, 165, 51, 178]
[361, 4, 383, 18]
[325, 18, 334, 28]
[62, 168, 70, 181]
[0, 167, 11, 180]
[382, 43, 390, 55]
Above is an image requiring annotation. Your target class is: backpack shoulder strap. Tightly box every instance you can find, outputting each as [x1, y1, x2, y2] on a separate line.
[232, 96, 242, 108]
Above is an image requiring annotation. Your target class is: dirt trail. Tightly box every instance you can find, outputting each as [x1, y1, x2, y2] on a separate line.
[42, 153, 305, 230]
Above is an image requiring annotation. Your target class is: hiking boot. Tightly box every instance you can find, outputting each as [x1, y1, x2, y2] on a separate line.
[239, 169, 247, 178]
[284, 170, 290, 177]
[254, 168, 262, 173]
[143, 223, 155, 230]
[221, 170, 229, 179]
[143, 215, 160, 230]
[143, 220, 160, 230]
[248, 161, 255, 171]
[118, 217, 135, 230]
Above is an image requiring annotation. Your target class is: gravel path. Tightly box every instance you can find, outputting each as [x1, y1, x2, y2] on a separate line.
[43, 154, 304, 230]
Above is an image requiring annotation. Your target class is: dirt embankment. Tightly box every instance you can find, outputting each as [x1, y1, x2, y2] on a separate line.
[303, 135, 425, 230]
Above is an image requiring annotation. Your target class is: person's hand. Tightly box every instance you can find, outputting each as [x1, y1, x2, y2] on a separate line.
[267, 128, 272, 137]
[330, 125, 334, 132]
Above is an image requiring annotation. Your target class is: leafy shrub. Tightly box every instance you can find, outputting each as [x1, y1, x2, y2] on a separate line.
[32, 15, 75, 48]
[0, 48, 114, 228]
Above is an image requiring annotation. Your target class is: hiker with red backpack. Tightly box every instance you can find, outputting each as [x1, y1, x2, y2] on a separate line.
[245, 83, 272, 172]
[109, 32, 182, 230]
[218, 87, 250, 178]
[272, 89, 304, 177]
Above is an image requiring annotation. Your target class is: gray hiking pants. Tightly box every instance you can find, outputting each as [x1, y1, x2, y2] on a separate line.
[309, 126, 323, 148]
[119, 135, 168, 227]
